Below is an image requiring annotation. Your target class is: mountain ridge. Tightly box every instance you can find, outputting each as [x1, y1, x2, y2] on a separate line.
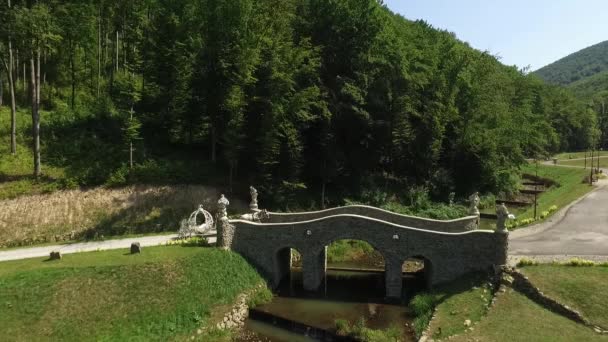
[534, 40, 608, 89]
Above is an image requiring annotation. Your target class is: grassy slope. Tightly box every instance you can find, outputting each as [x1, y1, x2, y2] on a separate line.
[451, 290, 607, 342]
[521, 265, 608, 328]
[0, 246, 267, 341]
[559, 156, 608, 168]
[514, 164, 593, 225]
[554, 151, 608, 160]
[412, 274, 492, 339]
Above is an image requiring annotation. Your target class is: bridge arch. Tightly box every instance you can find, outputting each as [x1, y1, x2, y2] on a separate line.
[225, 213, 509, 299]
[273, 246, 303, 287]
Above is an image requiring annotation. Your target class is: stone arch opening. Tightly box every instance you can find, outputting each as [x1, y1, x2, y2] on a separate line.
[273, 246, 303, 294]
[402, 256, 433, 299]
[323, 239, 387, 300]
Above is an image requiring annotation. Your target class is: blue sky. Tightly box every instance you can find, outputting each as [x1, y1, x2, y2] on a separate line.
[384, 0, 608, 71]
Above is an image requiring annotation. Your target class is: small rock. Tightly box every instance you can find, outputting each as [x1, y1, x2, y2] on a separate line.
[130, 242, 141, 254]
[197, 329, 202, 335]
[594, 327, 602, 333]
[464, 319, 471, 327]
[49, 251, 62, 260]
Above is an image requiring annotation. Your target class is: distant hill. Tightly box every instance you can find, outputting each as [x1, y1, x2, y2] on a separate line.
[535, 40, 608, 88]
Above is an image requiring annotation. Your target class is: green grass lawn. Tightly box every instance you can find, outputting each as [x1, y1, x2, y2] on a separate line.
[521, 265, 608, 329]
[411, 274, 492, 340]
[0, 245, 268, 341]
[554, 151, 608, 160]
[450, 290, 607, 342]
[559, 156, 608, 168]
[513, 164, 594, 228]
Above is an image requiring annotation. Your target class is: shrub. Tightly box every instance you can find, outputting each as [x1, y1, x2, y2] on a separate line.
[247, 286, 273, 307]
[410, 293, 439, 338]
[563, 258, 596, 267]
[517, 258, 539, 267]
[335, 318, 400, 342]
[540, 211, 550, 219]
[548, 205, 558, 213]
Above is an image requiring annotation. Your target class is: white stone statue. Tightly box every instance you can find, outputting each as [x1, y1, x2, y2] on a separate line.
[178, 205, 214, 239]
[217, 194, 230, 220]
[468, 192, 480, 216]
[249, 186, 259, 211]
[240, 209, 270, 222]
[496, 202, 514, 232]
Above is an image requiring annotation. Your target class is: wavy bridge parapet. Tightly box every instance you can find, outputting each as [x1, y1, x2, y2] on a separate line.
[220, 207, 506, 299]
[264, 205, 479, 233]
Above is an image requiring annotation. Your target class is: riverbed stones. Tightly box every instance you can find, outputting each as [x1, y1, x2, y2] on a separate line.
[130, 242, 141, 254]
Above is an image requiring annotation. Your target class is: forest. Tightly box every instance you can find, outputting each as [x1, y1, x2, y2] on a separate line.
[0, 0, 604, 208]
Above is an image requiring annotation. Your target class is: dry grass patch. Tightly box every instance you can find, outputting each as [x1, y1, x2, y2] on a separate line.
[0, 185, 247, 247]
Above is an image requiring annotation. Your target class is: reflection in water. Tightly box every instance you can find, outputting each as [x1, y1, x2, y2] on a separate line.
[237, 268, 421, 341]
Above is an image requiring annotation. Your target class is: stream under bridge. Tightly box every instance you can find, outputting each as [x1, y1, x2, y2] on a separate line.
[218, 205, 508, 299]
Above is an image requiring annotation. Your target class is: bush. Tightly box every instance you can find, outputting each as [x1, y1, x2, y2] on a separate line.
[334, 318, 401, 342]
[517, 258, 539, 267]
[410, 293, 440, 338]
[562, 258, 596, 267]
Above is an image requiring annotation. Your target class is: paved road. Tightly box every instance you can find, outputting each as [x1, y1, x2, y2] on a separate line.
[0, 231, 217, 262]
[510, 182, 608, 256]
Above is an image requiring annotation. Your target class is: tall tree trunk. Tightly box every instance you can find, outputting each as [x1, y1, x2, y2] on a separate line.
[7, 0, 17, 154]
[70, 41, 76, 109]
[31, 57, 40, 178]
[97, 12, 101, 97]
[115, 30, 119, 72]
[129, 108, 134, 169]
[0, 71, 3, 107]
[211, 127, 217, 162]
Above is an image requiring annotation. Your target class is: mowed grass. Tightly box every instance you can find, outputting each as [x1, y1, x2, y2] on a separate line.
[559, 156, 608, 168]
[521, 265, 608, 328]
[554, 151, 608, 160]
[515, 164, 593, 225]
[411, 274, 492, 339]
[0, 245, 267, 341]
[450, 290, 607, 342]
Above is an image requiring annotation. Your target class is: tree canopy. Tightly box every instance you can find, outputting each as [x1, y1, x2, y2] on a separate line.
[0, 0, 601, 206]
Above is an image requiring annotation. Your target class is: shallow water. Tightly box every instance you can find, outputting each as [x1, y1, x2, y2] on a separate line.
[236, 268, 419, 341]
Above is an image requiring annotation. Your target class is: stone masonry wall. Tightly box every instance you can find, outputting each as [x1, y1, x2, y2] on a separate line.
[223, 214, 507, 298]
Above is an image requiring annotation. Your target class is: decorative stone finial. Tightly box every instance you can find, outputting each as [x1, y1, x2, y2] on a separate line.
[249, 186, 259, 211]
[496, 202, 512, 232]
[217, 194, 230, 220]
[468, 192, 480, 216]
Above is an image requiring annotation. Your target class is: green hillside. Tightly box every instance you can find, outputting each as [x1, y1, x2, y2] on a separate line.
[534, 40, 608, 87]
[569, 70, 608, 99]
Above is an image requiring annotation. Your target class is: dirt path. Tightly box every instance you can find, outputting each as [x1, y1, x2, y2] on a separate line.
[0, 231, 217, 262]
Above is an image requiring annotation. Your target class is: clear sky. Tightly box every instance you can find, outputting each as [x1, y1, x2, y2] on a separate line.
[384, 0, 608, 71]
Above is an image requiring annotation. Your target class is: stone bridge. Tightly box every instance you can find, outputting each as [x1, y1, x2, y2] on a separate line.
[218, 205, 507, 299]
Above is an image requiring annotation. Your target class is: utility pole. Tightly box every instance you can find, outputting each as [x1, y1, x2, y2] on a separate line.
[590, 148, 594, 185]
[534, 159, 538, 219]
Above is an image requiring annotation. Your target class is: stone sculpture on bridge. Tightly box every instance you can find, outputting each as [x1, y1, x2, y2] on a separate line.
[496, 202, 514, 232]
[240, 209, 270, 222]
[217, 194, 230, 220]
[178, 205, 214, 239]
[249, 186, 259, 211]
[468, 192, 480, 216]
